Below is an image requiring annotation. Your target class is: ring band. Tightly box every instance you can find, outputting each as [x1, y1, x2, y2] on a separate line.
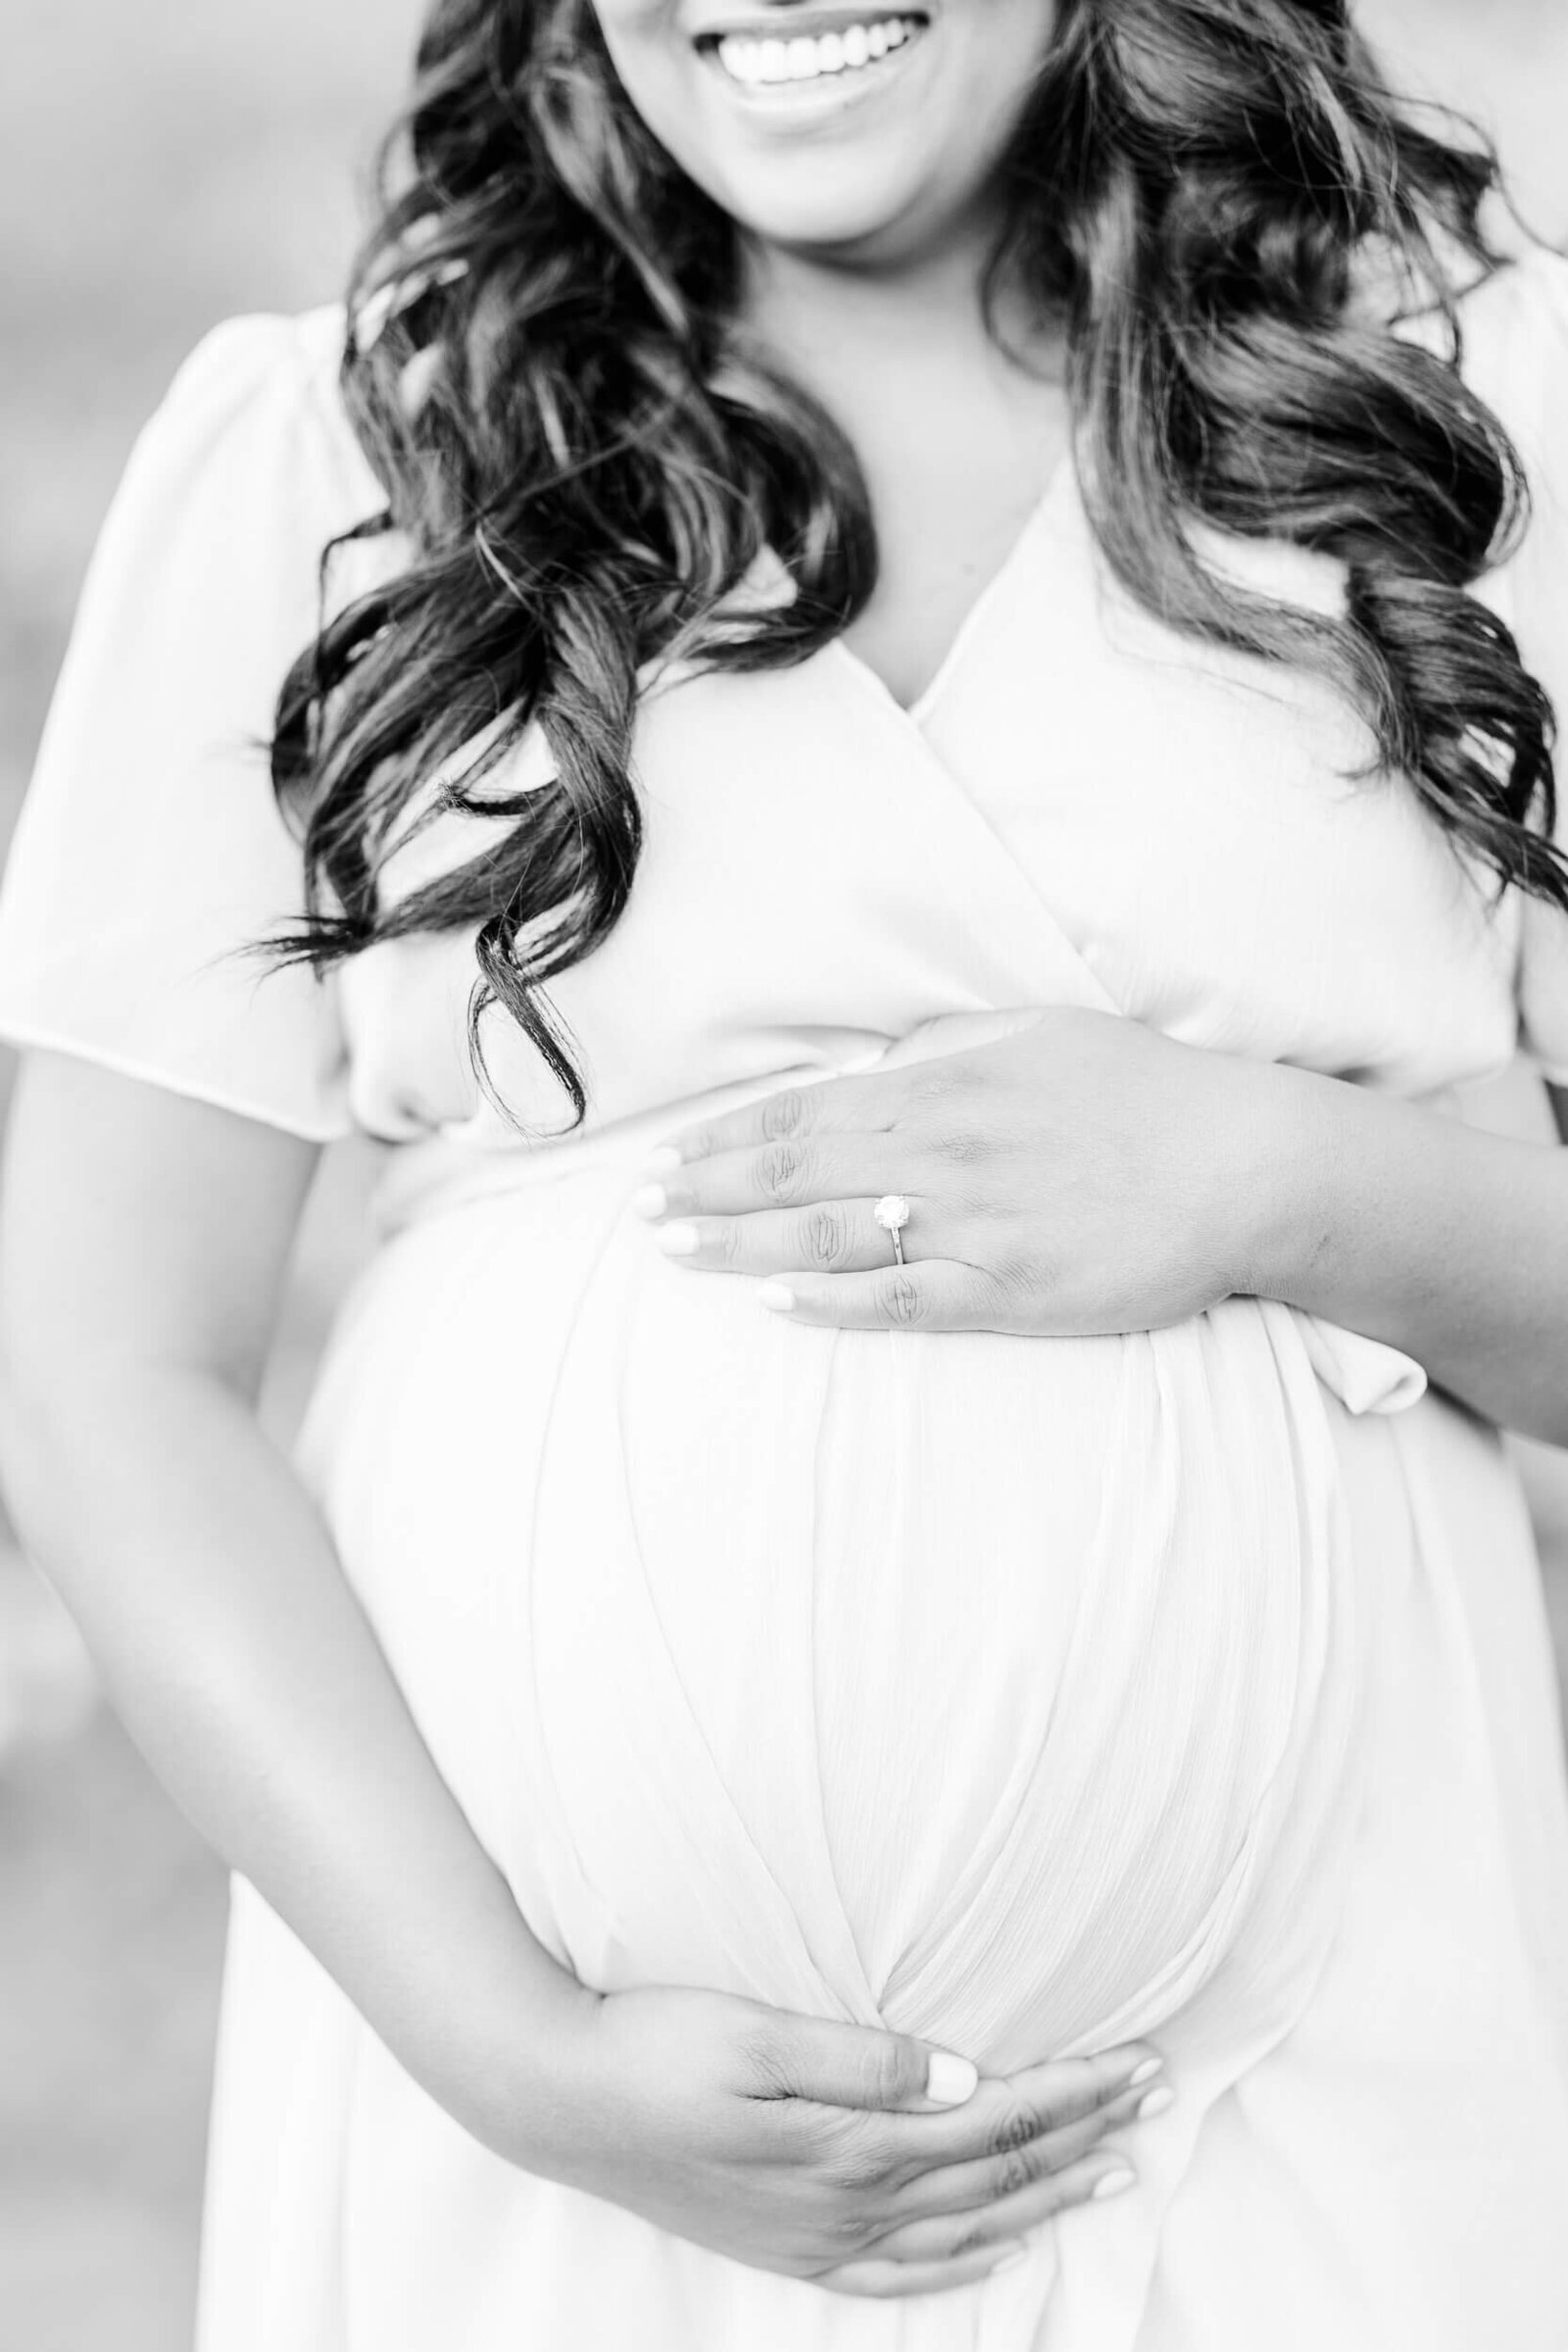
[873, 1194, 911, 1268]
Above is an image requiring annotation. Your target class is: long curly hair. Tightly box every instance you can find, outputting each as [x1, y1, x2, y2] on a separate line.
[271, 0, 1564, 1124]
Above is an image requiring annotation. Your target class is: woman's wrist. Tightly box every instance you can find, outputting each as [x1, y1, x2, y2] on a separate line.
[1226, 1057, 1367, 1312]
[416, 1939, 607, 2173]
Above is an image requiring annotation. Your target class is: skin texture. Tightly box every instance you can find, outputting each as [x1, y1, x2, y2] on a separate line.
[0, 0, 1180, 2308]
[637, 1013, 1568, 1447]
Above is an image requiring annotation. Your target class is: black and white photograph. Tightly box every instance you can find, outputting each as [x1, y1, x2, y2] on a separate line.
[3, 3, 1568, 2346]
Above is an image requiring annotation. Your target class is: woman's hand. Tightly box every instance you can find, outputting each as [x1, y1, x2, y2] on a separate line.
[635, 1008, 1291, 1335]
[530, 1987, 1164, 2298]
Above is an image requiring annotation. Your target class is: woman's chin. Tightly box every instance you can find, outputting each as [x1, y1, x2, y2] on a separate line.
[705, 153, 950, 263]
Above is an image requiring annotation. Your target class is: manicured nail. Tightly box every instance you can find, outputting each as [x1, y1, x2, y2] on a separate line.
[1137, 2085, 1176, 2122]
[643, 1145, 682, 1177]
[1126, 2057, 1163, 2089]
[992, 2243, 1030, 2273]
[1093, 2167, 1137, 2201]
[925, 2051, 979, 2106]
[759, 1282, 798, 1315]
[658, 1223, 702, 1258]
[632, 1184, 668, 1220]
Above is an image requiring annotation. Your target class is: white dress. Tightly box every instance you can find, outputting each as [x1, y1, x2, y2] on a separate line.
[4, 248, 1568, 2352]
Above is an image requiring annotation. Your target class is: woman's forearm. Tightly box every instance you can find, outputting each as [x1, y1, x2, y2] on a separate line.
[0, 1358, 596, 2162]
[1252, 1065, 1568, 1445]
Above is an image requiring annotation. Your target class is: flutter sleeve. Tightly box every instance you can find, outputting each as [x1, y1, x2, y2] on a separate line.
[1482, 245, 1568, 1083]
[0, 308, 384, 1139]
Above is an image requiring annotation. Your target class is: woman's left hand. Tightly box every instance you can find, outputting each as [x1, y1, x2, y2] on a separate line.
[634, 1008, 1302, 1335]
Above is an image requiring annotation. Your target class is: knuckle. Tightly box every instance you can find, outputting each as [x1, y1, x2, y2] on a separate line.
[936, 1122, 995, 1168]
[757, 1140, 809, 1204]
[858, 2034, 920, 2110]
[803, 1202, 853, 1270]
[989, 2098, 1048, 2157]
[820, 2201, 880, 2249]
[760, 1087, 813, 1142]
[881, 1271, 929, 1329]
[994, 2147, 1038, 2200]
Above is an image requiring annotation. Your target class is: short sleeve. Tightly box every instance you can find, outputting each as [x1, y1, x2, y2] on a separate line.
[1463, 245, 1568, 1082]
[0, 308, 384, 1139]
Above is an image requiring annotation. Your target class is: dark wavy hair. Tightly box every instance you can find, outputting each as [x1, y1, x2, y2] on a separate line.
[270, 0, 1565, 1124]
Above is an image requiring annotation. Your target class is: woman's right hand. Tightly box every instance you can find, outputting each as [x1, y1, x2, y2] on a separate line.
[525, 1985, 1164, 2299]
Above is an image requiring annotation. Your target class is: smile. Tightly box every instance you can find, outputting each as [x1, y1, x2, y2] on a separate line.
[699, 13, 929, 91]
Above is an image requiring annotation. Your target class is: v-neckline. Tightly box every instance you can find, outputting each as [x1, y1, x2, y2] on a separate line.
[830, 442, 1078, 732]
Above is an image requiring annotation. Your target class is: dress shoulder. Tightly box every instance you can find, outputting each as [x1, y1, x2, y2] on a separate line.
[0, 307, 385, 1140]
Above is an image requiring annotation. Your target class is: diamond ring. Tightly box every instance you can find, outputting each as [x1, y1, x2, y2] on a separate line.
[873, 1194, 911, 1268]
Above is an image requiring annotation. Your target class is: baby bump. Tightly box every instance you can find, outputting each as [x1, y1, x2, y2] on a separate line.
[298, 1162, 1400, 2073]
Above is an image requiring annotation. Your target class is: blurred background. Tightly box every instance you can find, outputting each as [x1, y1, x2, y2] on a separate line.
[2, 4, 1567, 2346]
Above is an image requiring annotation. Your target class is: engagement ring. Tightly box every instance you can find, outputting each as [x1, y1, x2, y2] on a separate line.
[874, 1194, 911, 1268]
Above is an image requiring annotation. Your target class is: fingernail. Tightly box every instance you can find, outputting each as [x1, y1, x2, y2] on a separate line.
[925, 2050, 979, 2106]
[632, 1184, 668, 1220]
[643, 1145, 682, 1177]
[992, 2243, 1030, 2273]
[1093, 2167, 1137, 2201]
[1126, 2058, 1163, 2089]
[658, 1223, 702, 1259]
[1137, 2085, 1176, 2122]
[759, 1282, 798, 1315]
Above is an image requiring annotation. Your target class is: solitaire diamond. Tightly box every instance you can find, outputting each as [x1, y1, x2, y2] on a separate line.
[874, 1194, 911, 1233]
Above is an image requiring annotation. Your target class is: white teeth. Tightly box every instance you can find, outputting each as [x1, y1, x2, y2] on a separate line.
[711, 17, 921, 88]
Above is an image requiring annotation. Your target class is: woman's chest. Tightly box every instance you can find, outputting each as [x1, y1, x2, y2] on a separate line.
[836, 427, 1072, 715]
[338, 492, 1521, 1142]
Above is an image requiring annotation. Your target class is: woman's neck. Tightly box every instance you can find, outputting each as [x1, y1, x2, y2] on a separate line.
[738, 215, 1063, 413]
[743, 218, 999, 365]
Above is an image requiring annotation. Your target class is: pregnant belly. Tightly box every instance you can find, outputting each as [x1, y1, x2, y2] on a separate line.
[299, 1152, 1413, 2075]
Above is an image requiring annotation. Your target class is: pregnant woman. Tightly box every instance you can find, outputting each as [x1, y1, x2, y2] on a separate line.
[3, 0, 1568, 2344]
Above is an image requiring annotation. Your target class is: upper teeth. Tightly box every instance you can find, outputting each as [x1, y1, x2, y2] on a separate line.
[715, 17, 918, 84]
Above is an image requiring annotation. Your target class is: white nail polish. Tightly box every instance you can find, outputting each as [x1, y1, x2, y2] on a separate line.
[759, 1282, 798, 1315]
[925, 2051, 978, 2106]
[643, 1145, 682, 1178]
[632, 1184, 667, 1220]
[1093, 2167, 1137, 2201]
[658, 1223, 701, 1258]
[1137, 2085, 1176, 2121]
[1127, 2058, 1163, 2088]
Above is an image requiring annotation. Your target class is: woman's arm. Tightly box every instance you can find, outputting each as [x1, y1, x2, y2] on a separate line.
[0, 1050, 1158, 2295]
[1245, 1065, 1568, 1446]
[0, 1054, 596, 2141]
